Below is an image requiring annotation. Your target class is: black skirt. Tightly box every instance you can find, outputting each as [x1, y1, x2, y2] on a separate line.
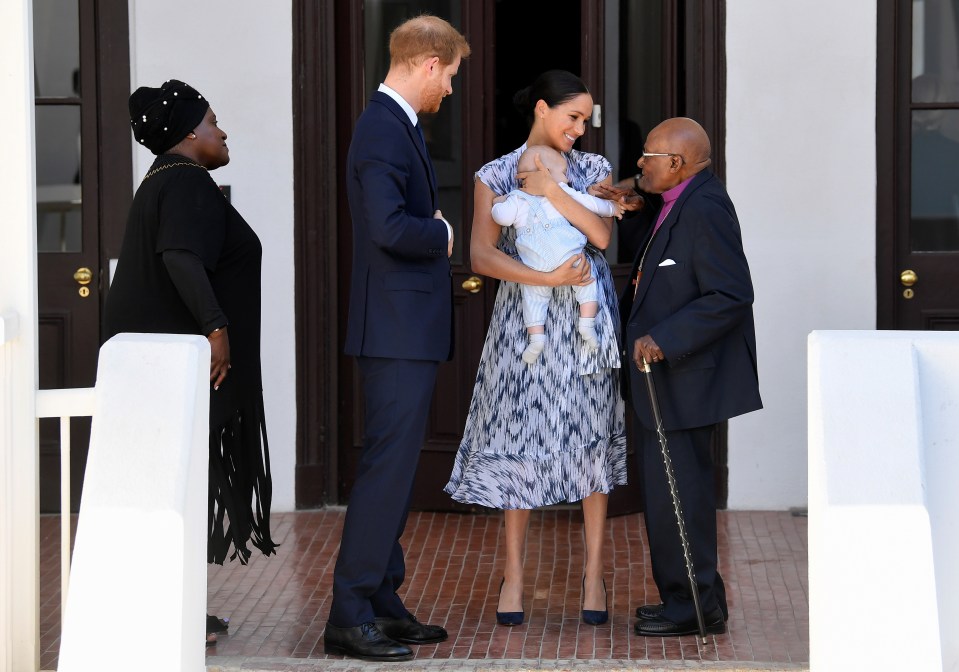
[208, 393, 278, 564]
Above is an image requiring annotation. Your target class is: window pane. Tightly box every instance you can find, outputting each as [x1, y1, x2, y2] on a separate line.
[611, 0, 665, 265]
[912, 0, 959, 102]
[911, 109, 959, 251]
[32, 0, 80, 98]
[619, 0, 663, 180]
[363, 1, 465, 264]
[36, 106, 82, 253]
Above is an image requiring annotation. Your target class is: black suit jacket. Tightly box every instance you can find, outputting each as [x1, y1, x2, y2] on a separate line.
[343, 91, 453, 361]
[621, 170, 762, 430]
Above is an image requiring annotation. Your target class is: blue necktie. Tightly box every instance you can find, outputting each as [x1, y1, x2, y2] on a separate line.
[415, 122, 427, 150]
[414, 123, 437, 192]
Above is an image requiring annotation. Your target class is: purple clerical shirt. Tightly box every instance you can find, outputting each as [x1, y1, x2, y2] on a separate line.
[653, 174, 696, 235]
[633, 174, 697, 297]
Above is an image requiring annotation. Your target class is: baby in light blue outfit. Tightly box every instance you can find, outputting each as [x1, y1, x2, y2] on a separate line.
[492, 145, 624, 363]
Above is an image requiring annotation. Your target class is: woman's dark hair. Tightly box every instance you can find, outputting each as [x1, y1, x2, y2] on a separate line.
[512, 70, 590, 128]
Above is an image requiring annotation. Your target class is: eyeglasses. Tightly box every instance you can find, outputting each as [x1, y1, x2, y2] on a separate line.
[641, 151, 685, 164]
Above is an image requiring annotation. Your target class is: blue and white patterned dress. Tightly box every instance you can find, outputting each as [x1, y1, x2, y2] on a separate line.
[444, 146, 628, 510]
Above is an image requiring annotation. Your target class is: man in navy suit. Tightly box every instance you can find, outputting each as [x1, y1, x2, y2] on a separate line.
[324, 15, 470, 662]
[620, 118, 762, 637]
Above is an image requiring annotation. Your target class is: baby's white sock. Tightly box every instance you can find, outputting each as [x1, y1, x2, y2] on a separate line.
[578, 317, 599, 350]
[522, 333, 547, 364]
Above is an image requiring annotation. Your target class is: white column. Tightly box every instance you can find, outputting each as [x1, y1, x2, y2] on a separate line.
[0, 0, 40, 670]
[57, 334, 210, 672]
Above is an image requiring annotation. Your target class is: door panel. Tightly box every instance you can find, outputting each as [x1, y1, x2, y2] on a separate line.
[34, 0, 132, 512]
[879, 0, 959, 331]
[337, 0, 488, 511]
[34, 0, 99, 513]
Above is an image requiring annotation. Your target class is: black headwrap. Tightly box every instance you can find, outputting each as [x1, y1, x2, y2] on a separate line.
[129, 79, 209, 155]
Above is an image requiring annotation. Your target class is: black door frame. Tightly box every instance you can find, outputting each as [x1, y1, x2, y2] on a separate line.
[876, 1, 904, 329]
[292, 0, 341, 506]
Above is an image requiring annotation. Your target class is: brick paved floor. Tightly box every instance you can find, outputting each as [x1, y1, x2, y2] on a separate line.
[39, 509, 808, 670]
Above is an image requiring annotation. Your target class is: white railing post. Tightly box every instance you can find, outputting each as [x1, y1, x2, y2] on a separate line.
[0, 0, 40, 669]
[34, 388, 95, 631]
[59, 417, 69, 614]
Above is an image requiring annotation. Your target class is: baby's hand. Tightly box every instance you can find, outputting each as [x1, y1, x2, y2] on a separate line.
[610, 201, 626, 219]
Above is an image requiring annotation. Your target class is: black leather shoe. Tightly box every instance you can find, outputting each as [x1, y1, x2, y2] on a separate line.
[635, 603, 664, 620]
[374, 614, 448, 644]
[633, 608, 726, 637]
[323, 622, 413, 661]
[636, 603, 729, 622]
[206, 614, 230, 633]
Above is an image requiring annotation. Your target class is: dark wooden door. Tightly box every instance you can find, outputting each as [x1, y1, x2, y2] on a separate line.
[34, 0, 132, 512]
[336, 0, 632, 512]
[34, 0, 100, 513]
[879, 0, 959, 331]
[320, 0, 727, 511]
[329, 0, 495, 511]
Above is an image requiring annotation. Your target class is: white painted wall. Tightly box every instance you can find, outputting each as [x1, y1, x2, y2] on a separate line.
[128, 1, 296, 511]
[724, 1, 877, 508]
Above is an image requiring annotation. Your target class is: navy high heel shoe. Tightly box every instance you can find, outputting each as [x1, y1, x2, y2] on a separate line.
[581, 577, 608, 625]
[495, 578, 524, 626]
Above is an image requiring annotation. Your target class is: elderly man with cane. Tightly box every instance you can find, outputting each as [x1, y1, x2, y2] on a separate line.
[607, 117, 762, 638]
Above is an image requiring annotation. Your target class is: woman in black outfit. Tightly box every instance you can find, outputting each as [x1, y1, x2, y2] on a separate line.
[104, 79, 277, 646]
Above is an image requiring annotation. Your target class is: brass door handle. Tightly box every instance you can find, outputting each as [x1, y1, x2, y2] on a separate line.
[461, 276, 483, 293]
[900, 269, 918, 287]
[73, 267, 93, 285]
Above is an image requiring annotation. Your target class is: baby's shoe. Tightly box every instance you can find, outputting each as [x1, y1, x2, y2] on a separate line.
[578, 317, 599, 350]
[522, 334, 546, 364]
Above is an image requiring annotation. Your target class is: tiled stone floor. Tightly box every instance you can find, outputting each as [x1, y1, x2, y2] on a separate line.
[39, 509, 808, 670]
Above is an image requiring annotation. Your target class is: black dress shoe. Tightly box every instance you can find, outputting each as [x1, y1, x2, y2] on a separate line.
[206, 614, 230, 633]
[323, 622, 413, 661]
[633, 608, 726, 637]
[495, 578, 524, 626]
[374, 614, 448, 644]
[635, 603, 664, 620]
[581, 577, 608, 625]
[636, 603, 729, 622]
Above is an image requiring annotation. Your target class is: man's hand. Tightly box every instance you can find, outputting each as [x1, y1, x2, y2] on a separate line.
[591, 183, 645, 212]
[435, 209, 454, 257]
[516, 153, 556, 196]
[633, 334, 665, 370]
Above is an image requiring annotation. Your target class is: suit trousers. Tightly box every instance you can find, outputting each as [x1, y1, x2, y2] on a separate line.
[637, 423, 727, 624]
[329, 356, 439, 627]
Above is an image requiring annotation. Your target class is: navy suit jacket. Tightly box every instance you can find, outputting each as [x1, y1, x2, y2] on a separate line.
[621, 170, 762, 430]
[344, 91, 453, 361]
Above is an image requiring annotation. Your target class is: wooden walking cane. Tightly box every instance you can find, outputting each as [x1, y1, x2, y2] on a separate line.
[640, 356, 708, 643]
